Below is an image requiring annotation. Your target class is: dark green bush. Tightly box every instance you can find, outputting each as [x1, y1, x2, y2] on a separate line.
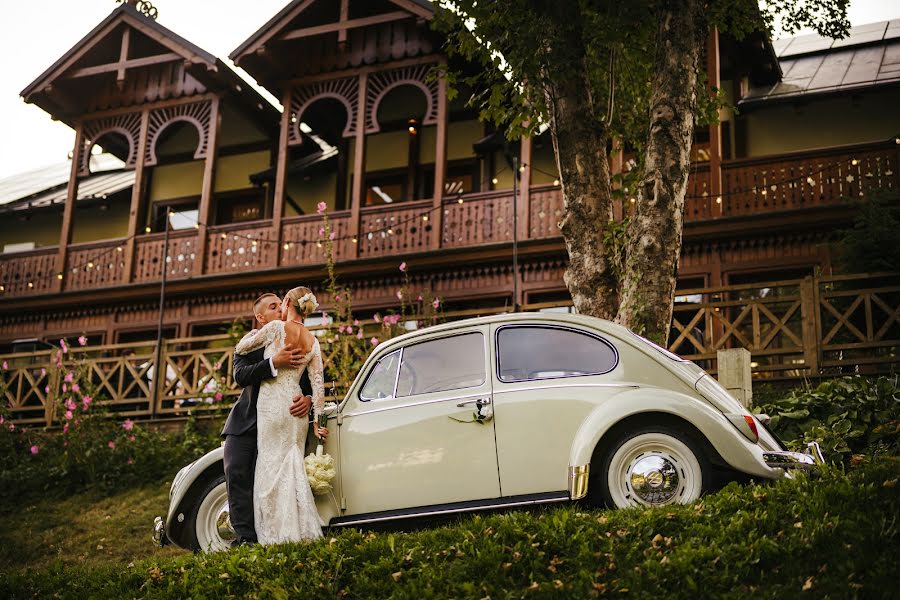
[756, 375, 899, 463]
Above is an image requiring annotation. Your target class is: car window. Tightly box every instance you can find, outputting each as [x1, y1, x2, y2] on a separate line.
[395, 332, 485, 397]
[496, 326, 618, 382]
[359, 350, 401, 401]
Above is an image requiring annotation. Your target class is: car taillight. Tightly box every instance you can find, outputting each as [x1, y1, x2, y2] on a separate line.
[743, 415, 759, 442]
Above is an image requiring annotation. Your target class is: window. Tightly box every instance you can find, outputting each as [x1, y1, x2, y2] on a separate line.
[496, 326, 618, 382]
[359, 350, 401, 401]
[152, 199, 198, 232]
[215, 189, 266, 224]
[396, 333, 485, 397]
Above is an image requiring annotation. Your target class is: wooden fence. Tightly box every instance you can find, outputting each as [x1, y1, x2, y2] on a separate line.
[1, 273, 897, 426]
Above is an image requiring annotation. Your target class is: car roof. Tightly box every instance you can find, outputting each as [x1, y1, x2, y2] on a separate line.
[373, 311, 634, 354]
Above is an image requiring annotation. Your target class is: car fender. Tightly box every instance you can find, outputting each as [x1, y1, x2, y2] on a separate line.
[166, 445, 225, 542]
[569, 388, 781, 480]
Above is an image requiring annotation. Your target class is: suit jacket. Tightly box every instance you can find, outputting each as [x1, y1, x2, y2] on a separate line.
[221, 345, 313, 437]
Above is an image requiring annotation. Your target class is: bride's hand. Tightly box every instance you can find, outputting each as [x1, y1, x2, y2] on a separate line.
[314, 425, 329, 440]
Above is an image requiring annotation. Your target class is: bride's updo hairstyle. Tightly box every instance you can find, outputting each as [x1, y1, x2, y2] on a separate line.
[285, 286, 319, 318]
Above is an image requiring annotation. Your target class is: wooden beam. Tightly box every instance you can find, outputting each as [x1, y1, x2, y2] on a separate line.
[194, 97, 221, 276]
[67, 52, 181, 79]
[707, 28, 723, 216]
[123, 109, 150, 284]
[284, 54, 442, 87]
[281, 11, 411, 42]
[518, 135, 532, 241]
[56, 123, 84, 293]
[116, 27, 131, 86]
[273, 89, 291, 266]
[80, 92, 218, 121]
[388, 0, 434, 19]
[338, 0, 349, 44]
[431, 68, 448, 249]
[350, 73, 368, 258]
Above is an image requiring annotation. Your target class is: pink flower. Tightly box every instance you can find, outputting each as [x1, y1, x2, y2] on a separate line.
[64, 410, 73, 420]
[44, 385, 50, 394]
[338, 325, 346, 334]
[346, 326, 353, 334]
[353, 319, 359, 326]
[335, 295, 341, 302]
[63, 422, 69, 434]
[62, 384, 67, 393]
[65, 398, 76, 411]
[417, 295, 423, 302]
[127, 458, 134, 465]
[8, 423, 14, 432]
[30, 445, 39, 455]
[122, 419, 134, 432]
[129, 435, 135, 442]
[329, 231, 336, 240]
[82, 396, 93, 411]
[396, 290, 403, 300]
[374, 313, 381, 323]
[370, 337, 379, 346]
[322, 311, 328, 320]
[40, 368, 46, 377]
[108, 441, 116, 450]
[399, 262, 407, 272]
[318, 227, 325, 237]
[64, 372, 74, 383]
[1, 361, 7, 370]
[71, 383, 80, 393]
[356, 330, 363, 339]
[316, 201, 327, 214]
[433, 298, 441, 309]
[0, 415, 3, 425]
[78, 335, 87, 346]
[214, 392, 223, 402]
[59, 339, 68, 354]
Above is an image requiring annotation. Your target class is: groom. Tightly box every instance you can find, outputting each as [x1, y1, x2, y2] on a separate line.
[222, 292, 314, 547]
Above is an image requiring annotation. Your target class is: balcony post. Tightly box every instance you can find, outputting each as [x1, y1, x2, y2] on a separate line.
[706, 27, 723, 216]
[194, 96, 221, 276]
[350, 72, 368, 258]
[518, 134, 532, 240]
[123, 108, 150, 284]
[55, 121, 84, 293]
[273, 88, 291, 265]
[431, 64, 448, 249]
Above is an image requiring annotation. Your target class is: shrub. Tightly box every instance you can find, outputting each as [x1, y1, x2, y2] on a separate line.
[755, 375, 899, 464]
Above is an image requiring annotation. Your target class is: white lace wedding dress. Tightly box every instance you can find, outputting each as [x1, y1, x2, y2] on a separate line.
[234, 319, 325, 545]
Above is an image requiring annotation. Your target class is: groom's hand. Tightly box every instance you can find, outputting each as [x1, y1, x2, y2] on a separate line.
[289, 394, 312, 418]
[273, 344, 304, 369]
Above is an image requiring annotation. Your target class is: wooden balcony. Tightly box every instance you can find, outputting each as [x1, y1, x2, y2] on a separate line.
[1, 140, 897, 300]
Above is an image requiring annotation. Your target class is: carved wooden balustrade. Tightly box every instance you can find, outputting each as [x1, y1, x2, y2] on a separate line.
[0, 141, 897, 299]
[1, 273, 897, 426]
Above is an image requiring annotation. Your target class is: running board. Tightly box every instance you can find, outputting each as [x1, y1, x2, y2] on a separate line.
[328, 491, 571, 528]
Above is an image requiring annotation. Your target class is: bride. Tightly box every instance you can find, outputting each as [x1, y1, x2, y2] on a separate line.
[234, 285, 328, 545]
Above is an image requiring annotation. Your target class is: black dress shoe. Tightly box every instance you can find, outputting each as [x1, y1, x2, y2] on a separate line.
[230, 537, 258, 548]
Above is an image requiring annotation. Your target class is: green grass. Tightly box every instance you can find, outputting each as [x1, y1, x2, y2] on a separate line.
[1, 459, 898, 599]
[0, 480, 186, 574]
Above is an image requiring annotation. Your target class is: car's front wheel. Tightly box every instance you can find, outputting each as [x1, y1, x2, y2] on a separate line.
[184, 475, 235, 552]
[597, 426, 712, 509]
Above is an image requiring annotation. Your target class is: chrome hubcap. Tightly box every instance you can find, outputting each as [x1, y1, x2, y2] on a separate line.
[215, 503, 235, 543]
[629, 455, 679, 504]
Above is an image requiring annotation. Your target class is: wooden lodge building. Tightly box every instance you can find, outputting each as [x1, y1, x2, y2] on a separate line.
[1, 0, 898, 409]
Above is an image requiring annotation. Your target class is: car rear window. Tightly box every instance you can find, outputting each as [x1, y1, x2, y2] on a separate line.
[496, 325, 618, 382]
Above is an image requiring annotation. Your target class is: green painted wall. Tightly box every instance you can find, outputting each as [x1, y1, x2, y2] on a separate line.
[0, 199, 130, 250]
[0, 211, 61, 249]
[286, 171, 338, 216]
[148, 150, 271, 203]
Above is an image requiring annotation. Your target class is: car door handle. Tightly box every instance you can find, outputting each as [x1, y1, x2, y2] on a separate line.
[456, 398, 491, 408]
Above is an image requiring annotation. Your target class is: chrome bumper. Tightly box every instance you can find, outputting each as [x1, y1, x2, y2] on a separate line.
[763, 441, 825, 470]
[152, 516, 169, 547]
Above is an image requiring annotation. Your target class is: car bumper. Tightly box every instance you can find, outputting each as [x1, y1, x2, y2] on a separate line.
[152, 516, 170, 547]
[762, 441, 825, 470]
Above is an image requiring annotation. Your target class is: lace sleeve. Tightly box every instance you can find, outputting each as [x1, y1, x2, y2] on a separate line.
[308, 338, 326, 421]
[235, 320, 280, 355]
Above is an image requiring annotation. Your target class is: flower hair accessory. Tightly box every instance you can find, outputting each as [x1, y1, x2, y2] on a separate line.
[296, 291, 319, 312]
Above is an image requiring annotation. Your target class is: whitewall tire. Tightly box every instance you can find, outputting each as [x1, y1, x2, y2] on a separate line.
[600, 428, 710, 509]
[186, 475, 235, 552]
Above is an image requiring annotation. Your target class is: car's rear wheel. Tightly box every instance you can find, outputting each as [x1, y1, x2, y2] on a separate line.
[597, 427, 712, 509]
[184, 475, 235, 552]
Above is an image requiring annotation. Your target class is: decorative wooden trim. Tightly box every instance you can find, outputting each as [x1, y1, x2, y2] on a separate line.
[145, 100, 213, 167]
[116, 26, 131, 86]
[338, 0, 350, 44]
[350, 73, 368, 256]
[79, 112, 143, 176]
[66, 52, 181, 80]
[281, 11, 411, 41]
[288, 77, 359, 144]
[283, 54, 443, 87]
[123, 109, 151, 284]
[194, 97, 221, 276]
[366, 63, 439, 133]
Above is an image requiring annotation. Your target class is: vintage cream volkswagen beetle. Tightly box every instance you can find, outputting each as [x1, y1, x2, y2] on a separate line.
[154, 312, 821, 551]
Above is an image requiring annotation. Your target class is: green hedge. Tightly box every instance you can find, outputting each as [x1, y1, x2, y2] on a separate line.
[1, 460, 897, 599]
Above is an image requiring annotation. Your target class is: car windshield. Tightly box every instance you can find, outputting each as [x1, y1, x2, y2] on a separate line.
[628, 331, 687, 362]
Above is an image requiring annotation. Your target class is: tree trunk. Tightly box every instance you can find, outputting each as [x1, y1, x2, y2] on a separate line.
[617, 0, 706, 344]
[548, 68, 619, 319]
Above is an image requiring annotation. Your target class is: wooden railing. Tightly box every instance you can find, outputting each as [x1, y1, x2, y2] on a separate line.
[1, 272, 897, 426]
[1, 140, 897, 299]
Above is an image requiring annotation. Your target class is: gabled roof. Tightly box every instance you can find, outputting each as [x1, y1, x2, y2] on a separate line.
[742, 21, 900, 106]
[230, 0, 433, 63]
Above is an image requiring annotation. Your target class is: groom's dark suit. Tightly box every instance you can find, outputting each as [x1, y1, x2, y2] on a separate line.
[222, 343, 313, 544]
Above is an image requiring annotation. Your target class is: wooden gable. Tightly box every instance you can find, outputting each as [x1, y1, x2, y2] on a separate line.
[231, 0, 437, 87]
[21, 4, 223, 121]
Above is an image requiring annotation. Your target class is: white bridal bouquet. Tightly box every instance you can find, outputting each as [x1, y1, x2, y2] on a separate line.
[305, 413, 336, 495]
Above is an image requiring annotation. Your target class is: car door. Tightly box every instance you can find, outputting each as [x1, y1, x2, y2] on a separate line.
[490, 322, 625, 497]
[339, 326, 500, 516]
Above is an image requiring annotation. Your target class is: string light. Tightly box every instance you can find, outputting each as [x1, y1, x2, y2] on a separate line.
[116, 246, 123, 252]
[57, 273, 63, 280]
[491, 177, 499, 184]
[144, 226, 151, 233]
[553, 179, 559, 186]
[27, 282, 34, 288]
[283, 243, 290, 250]
[715, 196, 722, 204]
